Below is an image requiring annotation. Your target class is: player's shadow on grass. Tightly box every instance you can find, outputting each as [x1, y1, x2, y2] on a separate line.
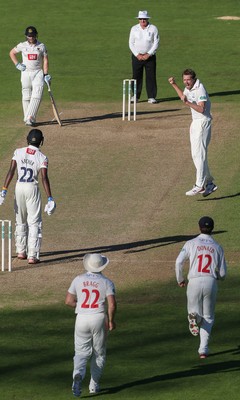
[37, 230, 226, 265]
[36, 108, 183, 126]
[197, 192, 240, 201]
[98, 358, 240, 396]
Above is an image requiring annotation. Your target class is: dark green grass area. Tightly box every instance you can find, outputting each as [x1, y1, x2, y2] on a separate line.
[1, 270, 239, 400]
[1, 0, 240, 103]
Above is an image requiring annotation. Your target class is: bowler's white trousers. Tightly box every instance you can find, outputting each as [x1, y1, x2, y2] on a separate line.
[187, 276, 217, 355]
[73, 313, 107, 383]
[190, 118, 214, 188]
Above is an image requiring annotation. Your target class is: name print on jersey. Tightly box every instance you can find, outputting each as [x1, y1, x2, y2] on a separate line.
[197, 245, 215, 253]
[83, 280, 99, 288]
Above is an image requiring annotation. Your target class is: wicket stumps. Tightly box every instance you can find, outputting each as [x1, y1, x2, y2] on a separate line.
[0, 220, 12, 272]
[122, 79, 137, 121]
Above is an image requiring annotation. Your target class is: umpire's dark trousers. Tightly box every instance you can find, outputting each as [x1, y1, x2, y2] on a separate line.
[131, 54, 157, 100]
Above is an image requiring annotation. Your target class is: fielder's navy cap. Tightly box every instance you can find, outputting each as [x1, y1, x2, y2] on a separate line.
[199, 216, 214, 230]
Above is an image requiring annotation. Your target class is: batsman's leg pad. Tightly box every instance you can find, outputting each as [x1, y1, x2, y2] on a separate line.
[28, 222, 42, 258]
[15, 223, 28, 254]
[26, 97, 42, 122]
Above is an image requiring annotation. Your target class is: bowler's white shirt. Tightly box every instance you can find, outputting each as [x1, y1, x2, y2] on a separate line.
[183, 79, 212, 120]
[14, 40, 47, 71]
[129, 23, 159, 56]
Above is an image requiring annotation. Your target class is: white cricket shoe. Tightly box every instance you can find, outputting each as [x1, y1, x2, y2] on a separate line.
[188, 313, 199, 336]
[25, 117, 35, 126]
[202, 182, 218, 197]
[186, 185, 205, 196]
[89, 378, 100, 394]
[72, 374, 82, 397]
[148, 98, 158, 104]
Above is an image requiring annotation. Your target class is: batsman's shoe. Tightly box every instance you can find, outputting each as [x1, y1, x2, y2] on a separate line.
[186, 185, 205, 196]
[148, 98, 158, 104]
[202, 182, 218, 197]
[188, 313, 199, 336]
[72, 374, 82, 397]
[89, 378, 100, 394]
[25, 117, 35, 127]
[17, 252, 27, 260]
[28, 257, 40, 265]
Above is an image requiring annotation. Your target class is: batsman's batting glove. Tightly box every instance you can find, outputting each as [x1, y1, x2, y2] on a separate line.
[0, 187, 7, 206]
[44, 74, 52, 84]
[15, 63, 26, 71]
[44, 197, 56, 216]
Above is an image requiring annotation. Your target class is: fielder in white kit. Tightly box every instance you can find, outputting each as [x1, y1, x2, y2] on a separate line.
[168, 69, 218, 197]
[9, 26, 51, 126]
[175, 216, 227, 358]
[65, 253, 117, 397]
[0, 129, 56, 264]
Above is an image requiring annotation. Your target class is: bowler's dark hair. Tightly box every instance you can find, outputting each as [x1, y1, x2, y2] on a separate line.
[182, 69, 196, 80]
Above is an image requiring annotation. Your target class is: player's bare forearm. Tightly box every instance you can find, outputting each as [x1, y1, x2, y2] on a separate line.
[65, 292, 77, 308]
[168, 77, 184, 99]
[43, 56, 49, 75]
[107, 295, 117, 331]
[3, 160, 17, 188]
[41, 169, 52, 198]
[9, 49, 18, 65]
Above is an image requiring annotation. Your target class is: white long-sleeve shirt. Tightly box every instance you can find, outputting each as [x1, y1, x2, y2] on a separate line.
[175, 234, 227, 283]
[129, 23, 159, 57]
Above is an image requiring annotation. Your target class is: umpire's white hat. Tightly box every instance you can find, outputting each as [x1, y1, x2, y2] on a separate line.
[136, 10, 151, 19]
[83, 253, 109, 273]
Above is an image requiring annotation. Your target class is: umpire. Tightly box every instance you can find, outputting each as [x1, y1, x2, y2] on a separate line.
[129, 10, 160, 103]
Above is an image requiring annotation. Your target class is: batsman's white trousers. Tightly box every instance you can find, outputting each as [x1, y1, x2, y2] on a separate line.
[21, 69, 44, 121]
[190, 118, 214, 188]
[187, 276, 217, 355]
[73, 313, 107, 383]
[14, 182, 42, 258]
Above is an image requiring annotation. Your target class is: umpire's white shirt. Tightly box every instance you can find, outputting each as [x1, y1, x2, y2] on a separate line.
[129, 23, 159, 56]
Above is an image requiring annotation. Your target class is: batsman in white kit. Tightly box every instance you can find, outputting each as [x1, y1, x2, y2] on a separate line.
[65, 253, 117, 397]
[175, 217, 227, 358]
[9, 26, 52, 126]
[0, 129, 56, 264]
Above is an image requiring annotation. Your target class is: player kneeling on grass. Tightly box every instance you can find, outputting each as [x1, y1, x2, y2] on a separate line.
[175, 216, 227, 359]
[0, 129, 56, 264]
[65, 253, 117, 397]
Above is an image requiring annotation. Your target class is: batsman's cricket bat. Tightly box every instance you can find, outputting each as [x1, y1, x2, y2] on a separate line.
[46, 81, 62, 126]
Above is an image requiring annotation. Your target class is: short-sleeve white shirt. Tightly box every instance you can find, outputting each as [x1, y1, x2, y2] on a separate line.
[175, 234, 227, 283]
[68, 272, 116, 314]
[129, 23, 159, 56]
[183, 79, 212, 120]
[12, 145, 48, 184]
[14, 40, 48, 71]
